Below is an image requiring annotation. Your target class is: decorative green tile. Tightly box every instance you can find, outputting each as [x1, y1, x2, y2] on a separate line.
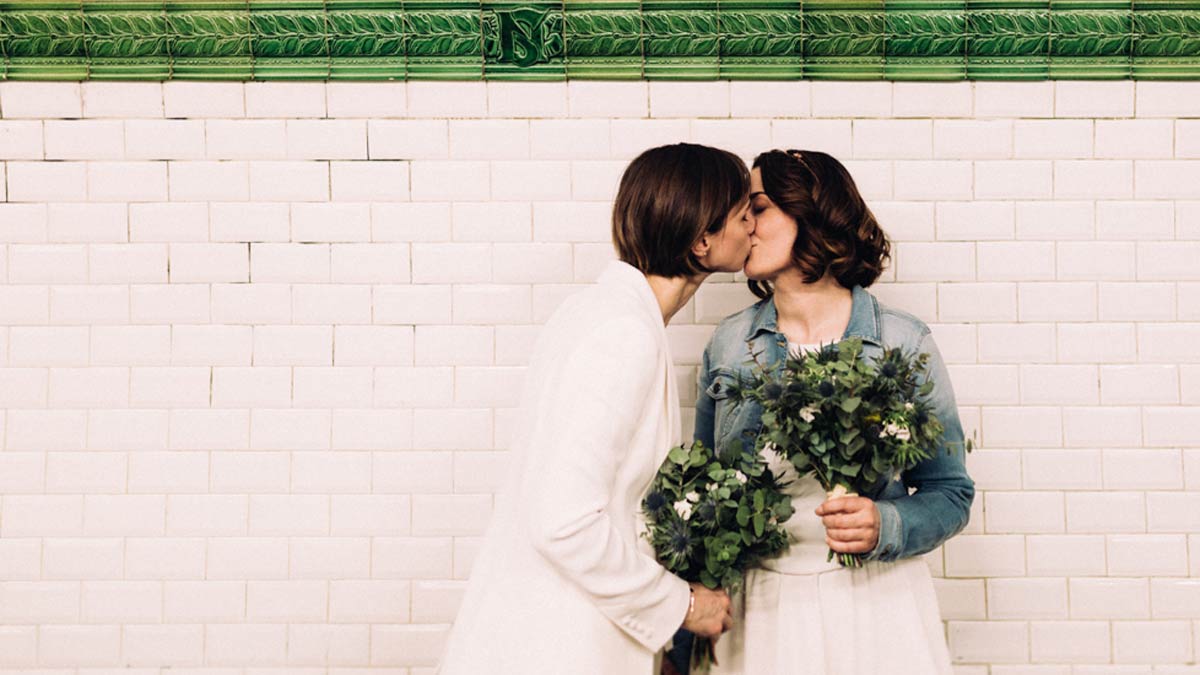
[86, 0, 172, 79]
[967, 0, 1051, 79]
[1, 0, 1199, 81]
[642, 0, 720, 79]
[404, 0, 484, 79]
[563, 0, 642, 78]
[167, 0, 253, 79]
[1049, 1, 1132, 78]
[718, 0, 804, 79]
[483, 0, 565, 79]
[248, 0, 329, 79]
[886, 0, 968, 79]
[327, 0, 405, 80]
[1132, 5, 1200, 78]
[3, 0, 89, 79]
[804, 0, 887, 79]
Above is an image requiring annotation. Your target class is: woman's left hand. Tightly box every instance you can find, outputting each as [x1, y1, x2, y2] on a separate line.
[815, 496, 881, 554]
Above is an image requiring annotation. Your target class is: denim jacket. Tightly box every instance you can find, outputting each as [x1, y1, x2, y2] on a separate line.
[694, 285, 975, 563]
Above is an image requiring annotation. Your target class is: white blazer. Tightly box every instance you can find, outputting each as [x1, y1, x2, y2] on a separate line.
[438, 260, 691, 674]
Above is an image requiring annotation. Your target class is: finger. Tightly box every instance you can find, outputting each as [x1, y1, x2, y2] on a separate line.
[826, 527, 876, 542]
[827, 536, 873, 553]
[820, 513, 864, 529]
[815, 497, 863, 516]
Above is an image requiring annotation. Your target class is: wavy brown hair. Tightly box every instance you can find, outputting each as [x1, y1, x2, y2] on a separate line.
[748, 149, 891, 299]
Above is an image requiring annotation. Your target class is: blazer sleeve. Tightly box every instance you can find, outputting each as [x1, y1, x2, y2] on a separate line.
[517, 315, 691, 652]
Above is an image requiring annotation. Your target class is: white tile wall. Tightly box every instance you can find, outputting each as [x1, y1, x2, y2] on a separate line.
[0, 80, 1198, 671]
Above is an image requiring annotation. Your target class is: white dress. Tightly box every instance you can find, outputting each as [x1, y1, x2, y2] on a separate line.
[709, 342, 953, 675]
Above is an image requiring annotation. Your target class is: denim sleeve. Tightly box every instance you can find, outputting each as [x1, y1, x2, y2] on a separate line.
[693, 345, 717, 449]
[865, 331, 976, 562]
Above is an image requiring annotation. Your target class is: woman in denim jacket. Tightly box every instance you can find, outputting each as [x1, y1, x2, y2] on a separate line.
[669, 150, 974, 675]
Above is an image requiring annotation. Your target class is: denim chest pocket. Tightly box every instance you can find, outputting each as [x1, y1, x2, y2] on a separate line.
[705, 370, 739, 449]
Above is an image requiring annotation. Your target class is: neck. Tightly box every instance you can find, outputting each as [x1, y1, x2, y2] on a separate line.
[645, 272, 706, 325]
[772, 271, 853, 344]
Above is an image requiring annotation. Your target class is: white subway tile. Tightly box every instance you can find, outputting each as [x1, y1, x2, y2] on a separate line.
[649, 81, 729, 118]
[947, 620, 1029, 663]
[978, 242, 1055, 281]
[487, 82, 568, 118]
[975, 82, 1054, 118]
[245, 82, 325, 118]
[945, 534, 1026, 576]
[1013, 120, 1093, 159]
[771, 119, 853, 158]
[1029, 621, 1111, 664]
[330, 161, 411, 202]
[170, 325, 252, 365]
[411, 161, 490, 201]
[1022, 448, 1102, 490]
[988, 578, 1068, 619]
[248, 161, 329, 202]
[1027, 535, 1108, 576]
[292, 202, 372, 243]
[1135, 160, 1200, 199]
[211, 366, 290, 409]
[568, 81, 648, 118]
[491, 160, 572, 201]
[125, 119, 205, 160]
[327, 81, 407, 118]
[730, 81, 810, 118]
[168, 160, 250, 201]
[1056, 81, 1134, 118]
[44, 120, 124, 160]
[207, 118, 286, 158]
[81, 81, 163, 118]
[162, 81, 243, 118]
[1018, 282, 1097, 322]
[933, 120, 1012, 159]
[1, 82, 83, 118]
[286, 119, 367, 160]
[1112, 621, 1192, 664]
[895, 161, 974, 200]
[1021, 363, 1101, 407]
[983, 406, 1062, 447]
[975, 160, 1053, 199]
[450, 120, 530, 159]
[939, 283, 1018, 322]
[408, 82, 487, 117]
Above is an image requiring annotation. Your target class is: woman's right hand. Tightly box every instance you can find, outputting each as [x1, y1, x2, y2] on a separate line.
[682, 583, 733, 638]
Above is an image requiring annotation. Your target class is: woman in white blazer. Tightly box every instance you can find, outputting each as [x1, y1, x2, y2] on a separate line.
[438, 144, 757, 674]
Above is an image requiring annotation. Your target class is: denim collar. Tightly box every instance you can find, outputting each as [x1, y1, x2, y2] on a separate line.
[747, 284, 882, 347]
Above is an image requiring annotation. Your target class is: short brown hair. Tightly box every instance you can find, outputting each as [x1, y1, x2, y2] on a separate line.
[612, 143, 751, 277]
[749, 149, 891, 299]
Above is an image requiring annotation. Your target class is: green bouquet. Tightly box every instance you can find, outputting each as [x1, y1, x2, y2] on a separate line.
[737, 337, 970, 568]
[642, 439, 793, 671]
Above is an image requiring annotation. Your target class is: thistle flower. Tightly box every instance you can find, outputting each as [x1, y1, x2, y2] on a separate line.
[644, 490, 667, 515]
[818, 380, 835, 397]
[764, 382, 784, 400]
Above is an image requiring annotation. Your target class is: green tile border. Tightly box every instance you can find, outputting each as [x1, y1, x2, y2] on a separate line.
[0, 0, 1196, 79]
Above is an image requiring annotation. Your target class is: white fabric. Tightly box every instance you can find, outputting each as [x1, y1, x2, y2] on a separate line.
[438, 260, 691, 675]
[710, 340, 952, 675]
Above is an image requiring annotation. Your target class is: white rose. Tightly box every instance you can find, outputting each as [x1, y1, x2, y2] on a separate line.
[904, 402, 915, 411]
[799, 405, 818, 423]
[686, 491, 700, 503]
[896, 427, 911, 441]
[673, 500, 693, 521]
[734, 470, 747, 484]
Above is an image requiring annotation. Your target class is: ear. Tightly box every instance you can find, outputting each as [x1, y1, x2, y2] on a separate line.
[691, 232, 711, 262]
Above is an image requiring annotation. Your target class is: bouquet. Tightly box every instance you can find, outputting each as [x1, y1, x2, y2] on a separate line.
[738, 337, 970, 568]
[642, 439, 793, 671]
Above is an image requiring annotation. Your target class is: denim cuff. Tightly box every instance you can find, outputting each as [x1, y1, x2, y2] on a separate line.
[865, 499, 903, 562]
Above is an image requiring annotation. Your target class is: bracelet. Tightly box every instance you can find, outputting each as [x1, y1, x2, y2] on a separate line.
[687, 586, 695, 618]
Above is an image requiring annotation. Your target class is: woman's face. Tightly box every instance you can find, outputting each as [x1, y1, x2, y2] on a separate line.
[744, 167, 799, 281]
[697, 194, 756, 274]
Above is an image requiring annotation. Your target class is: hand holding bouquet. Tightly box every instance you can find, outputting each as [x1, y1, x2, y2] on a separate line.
[738, 337, 971, 567]
[643, 439, 794, 671]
